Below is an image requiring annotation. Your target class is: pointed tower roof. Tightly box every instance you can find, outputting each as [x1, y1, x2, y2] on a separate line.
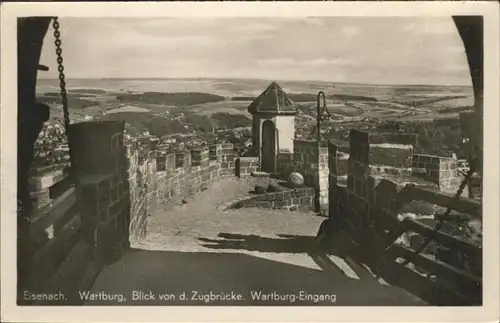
[247, 82, 298, 115]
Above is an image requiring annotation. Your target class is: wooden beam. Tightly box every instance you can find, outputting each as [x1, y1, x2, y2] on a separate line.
[31, 214, 82, 272]
[30, 187, 77, 234]
[400, 218, 481, 258]
[380, 261, 479, 306]
[408, 185, 481, 219]
[387, 243, 481, 297]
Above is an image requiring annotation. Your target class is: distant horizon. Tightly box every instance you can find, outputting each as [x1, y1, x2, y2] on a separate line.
[38, 17, 472, 86]
[37, 76, 473, 88]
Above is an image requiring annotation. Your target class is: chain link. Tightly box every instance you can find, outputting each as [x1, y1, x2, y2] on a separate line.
[51, 17, 76, 182]
[52, 17, 70, 134]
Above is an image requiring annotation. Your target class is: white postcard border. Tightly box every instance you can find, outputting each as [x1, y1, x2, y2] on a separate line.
[1, 2, 499, 322]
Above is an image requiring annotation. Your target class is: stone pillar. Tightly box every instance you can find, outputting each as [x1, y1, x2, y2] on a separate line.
[328, 142, 338, 216]
[318, 147, 329, 213]
[220, 143, 236, 162]
[348, 130, 371, 231]
[209, 144, 221, 161]
[191, 147, 210, 167]
[165, 153, 176, 175]
[277, 152, 293, 179]
[175, 150, 191, 168]
[156, 152, 167, 172]
[219, 143, 236, 177]
[236, 157, 260, 178]
[67, 121, 130, 268]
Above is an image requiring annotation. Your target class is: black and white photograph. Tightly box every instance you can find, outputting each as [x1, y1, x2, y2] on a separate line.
[1, 2, 499, 322]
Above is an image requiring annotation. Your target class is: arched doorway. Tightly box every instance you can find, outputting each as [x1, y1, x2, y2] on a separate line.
[261, 120, 276, 173]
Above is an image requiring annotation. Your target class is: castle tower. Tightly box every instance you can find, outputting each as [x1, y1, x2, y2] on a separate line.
[247, 82, 297, 173]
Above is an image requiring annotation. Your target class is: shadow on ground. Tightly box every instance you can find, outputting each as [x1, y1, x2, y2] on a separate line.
[199, 232, 387, 284]
[85, 238, 427, 306]
[199, 232, 318, 253]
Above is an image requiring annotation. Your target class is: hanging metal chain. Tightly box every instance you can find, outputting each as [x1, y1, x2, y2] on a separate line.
[51, 17, 76, 181]
[52, 17, 70, 135]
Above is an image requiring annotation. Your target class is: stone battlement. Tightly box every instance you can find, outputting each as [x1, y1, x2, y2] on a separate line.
[126, 142, 238, 240]
[28, 128, 471, 237]
[24, 120, 482, 306]
[325, 129, 482, 304]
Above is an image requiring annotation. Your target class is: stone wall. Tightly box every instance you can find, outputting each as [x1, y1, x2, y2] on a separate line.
[327, 142, 349, 215]
[25, 120, 482, 305]
[24, 121, 132, 304]
[317, 147, 329, 209]
[68, 121, 131, 268]
[328, 130, 474, 253]
[275, 140, 329, 210]
[412, 153, 463, 191]
[324, 129, 482, 304]
[368, 132, 419, 147]
[228, 187, 315, 212]
[127, 143, 237, 242]
[24, 129, 242, 304]
[235, 157, 259, 178]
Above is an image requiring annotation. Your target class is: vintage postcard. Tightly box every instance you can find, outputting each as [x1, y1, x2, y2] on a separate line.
[1, 1, 499, 322]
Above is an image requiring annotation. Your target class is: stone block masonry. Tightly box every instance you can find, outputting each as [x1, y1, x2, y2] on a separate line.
[277, 152, 294, 178]
[23, 124, 241, 304]
[326, 129, 482, 285]
[235, 157, 259, 178]
[68, 121, 131, 260]
[291, 140, 329, 210]
[329, 130, 432, 254]
[368, 144, 413, 168]
[191, 147, 210, 167]
[127, 143, 237, 242]
[349, 130, 413, 168]
[209, 143, 222, 161]
[219, 143, 237, 177]
[328, 141, 350, 215]
[21, 120, 135, 303]
[368, 132, 419, 147]
[28, 168, 71, 209]
[24, 118, 482, 305]
[412, 154, 463, 191]
[228, 187, 315, 212]
[175, 150, 191, 168]
[318, 147, 329, 208]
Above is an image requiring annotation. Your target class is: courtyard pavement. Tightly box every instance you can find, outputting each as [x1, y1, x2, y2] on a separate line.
[87, 177, 427, 306]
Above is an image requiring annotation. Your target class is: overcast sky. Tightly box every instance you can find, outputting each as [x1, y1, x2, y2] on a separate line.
[38, 17, 471, 86]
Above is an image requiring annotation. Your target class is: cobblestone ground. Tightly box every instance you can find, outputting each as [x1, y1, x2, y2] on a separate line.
[88, 177, 427, 306]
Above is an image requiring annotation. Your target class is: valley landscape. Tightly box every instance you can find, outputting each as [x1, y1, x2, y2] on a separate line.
[36, 77, 474, 158]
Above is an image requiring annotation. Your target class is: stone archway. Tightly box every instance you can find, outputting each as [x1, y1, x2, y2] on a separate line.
[261, 120, 276, 173]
